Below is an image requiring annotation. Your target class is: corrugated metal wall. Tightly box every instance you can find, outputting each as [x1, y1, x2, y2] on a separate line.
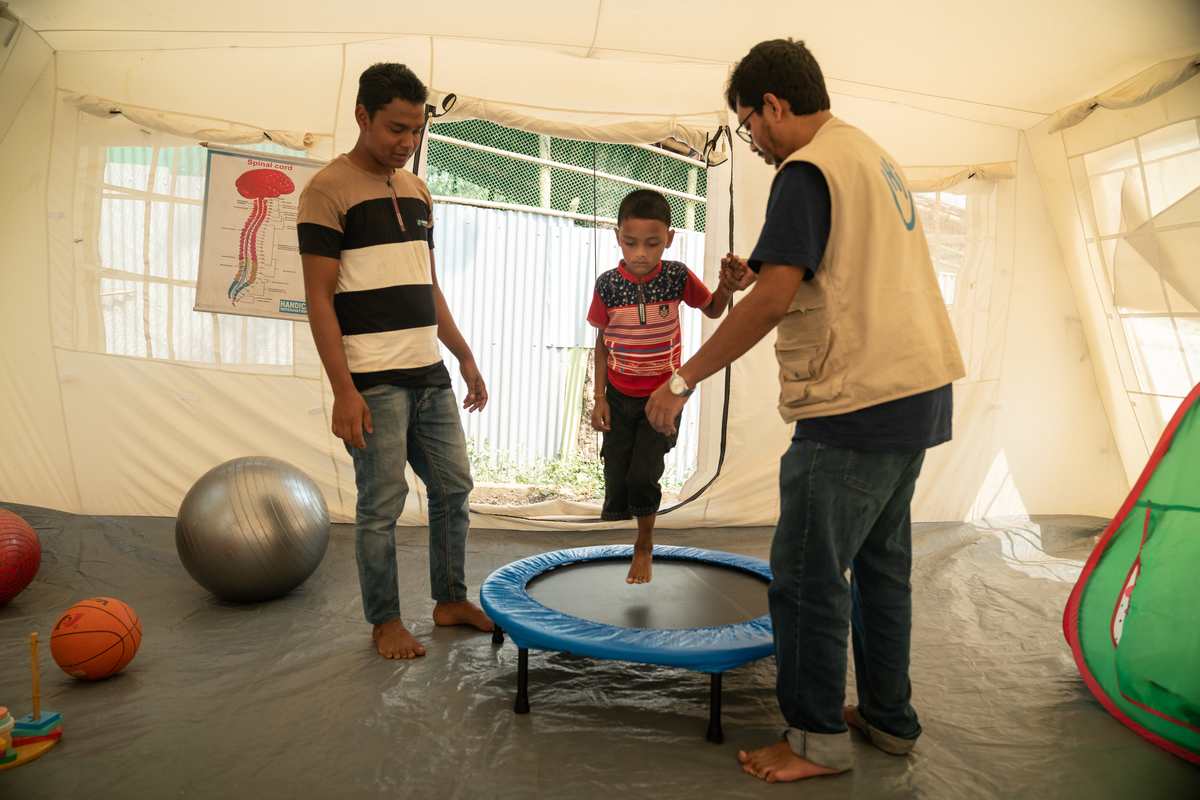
[432, 201, 705, 482]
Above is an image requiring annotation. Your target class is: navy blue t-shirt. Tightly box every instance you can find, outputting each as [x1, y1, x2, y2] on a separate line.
[749, 162, 952, 452]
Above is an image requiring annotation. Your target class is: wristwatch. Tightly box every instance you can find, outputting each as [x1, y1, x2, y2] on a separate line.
[668, 370, 694, 397]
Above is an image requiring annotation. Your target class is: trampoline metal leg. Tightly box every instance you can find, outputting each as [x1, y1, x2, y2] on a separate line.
[515, 647, 530, 714]
[706, 673, 724, 744]
[492, 624, 504, 646]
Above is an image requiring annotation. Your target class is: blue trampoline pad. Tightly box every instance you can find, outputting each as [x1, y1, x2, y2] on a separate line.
[482, 545, 773, 672]
[482, 545, 774, 742]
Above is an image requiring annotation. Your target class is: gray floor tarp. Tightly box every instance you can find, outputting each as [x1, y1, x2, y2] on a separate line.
[1, 504, 1197, 799]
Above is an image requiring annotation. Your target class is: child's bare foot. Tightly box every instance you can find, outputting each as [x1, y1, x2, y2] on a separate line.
[626, 546, 653, 584]
[372, 619, 426, 659]
[432, 600, 494, 632]
[737, 741, 843, 783]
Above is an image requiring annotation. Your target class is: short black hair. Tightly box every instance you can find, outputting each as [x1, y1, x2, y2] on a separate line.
[617, 189, 672, 227]
[357, 63, 428, 118]
[725, 39, 830, 116]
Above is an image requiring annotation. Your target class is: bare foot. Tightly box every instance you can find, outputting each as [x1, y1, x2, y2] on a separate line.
[736, 741, 843, 783]
[626, 546, 653, 584]
[372, 619, 426, 659]
[432, 600, 494, 632]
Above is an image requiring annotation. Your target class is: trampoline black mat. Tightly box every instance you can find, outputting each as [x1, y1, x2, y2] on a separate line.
[526, 559, 769, 629]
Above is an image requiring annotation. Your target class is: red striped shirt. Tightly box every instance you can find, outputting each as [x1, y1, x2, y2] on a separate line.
[587, 261, 712, 396]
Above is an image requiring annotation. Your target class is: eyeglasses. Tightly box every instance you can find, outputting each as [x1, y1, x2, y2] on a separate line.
[734, 109, 755, 144]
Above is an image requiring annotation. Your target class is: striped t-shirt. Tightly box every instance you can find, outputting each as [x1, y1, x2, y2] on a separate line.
[297, 155, 449, 391]
[587, 260, 712, 397]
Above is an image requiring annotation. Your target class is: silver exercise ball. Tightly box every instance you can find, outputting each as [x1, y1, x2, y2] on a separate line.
[176, 456, 330, 603]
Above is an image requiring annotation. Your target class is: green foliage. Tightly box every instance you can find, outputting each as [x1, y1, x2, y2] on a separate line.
[467, 439, 685, 502]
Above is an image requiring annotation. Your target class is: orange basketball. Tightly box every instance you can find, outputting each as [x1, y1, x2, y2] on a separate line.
[50, 597, 143, 680]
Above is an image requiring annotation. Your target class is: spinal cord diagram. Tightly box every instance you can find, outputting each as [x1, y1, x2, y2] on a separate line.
[229, 168, 296, 304]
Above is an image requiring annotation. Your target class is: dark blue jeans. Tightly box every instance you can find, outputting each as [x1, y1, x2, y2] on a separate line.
[347, 385, 472, 624]
[771, 432, 925, 770]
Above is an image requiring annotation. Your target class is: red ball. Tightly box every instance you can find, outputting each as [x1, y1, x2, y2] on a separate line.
[0, 509, 40, 605]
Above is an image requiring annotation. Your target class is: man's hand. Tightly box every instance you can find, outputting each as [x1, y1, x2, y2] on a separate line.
[645, 382, 687, 436]
[332, 388, 373, 449]
[591, 395, 612, 432]
[460, 359, 489, 412]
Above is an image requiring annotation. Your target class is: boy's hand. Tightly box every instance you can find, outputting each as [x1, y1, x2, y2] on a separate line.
[591, 396, 611, 432]
[332, 388, 373, 449]
[720, 253, 756, 292]
[718, 267, 739, 294]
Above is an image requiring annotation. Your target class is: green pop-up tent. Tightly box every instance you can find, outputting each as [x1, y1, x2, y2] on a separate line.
[1065, 383, 1200, 764]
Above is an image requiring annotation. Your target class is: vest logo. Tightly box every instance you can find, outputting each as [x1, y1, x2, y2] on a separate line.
[416, 218, 431, 227]
[880, 157, 916, 232]
[658, 304, 670, 318]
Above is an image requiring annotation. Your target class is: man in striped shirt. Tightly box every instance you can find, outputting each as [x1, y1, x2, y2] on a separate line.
[588, 190, 733, 584]
[298, 63, 492, 660]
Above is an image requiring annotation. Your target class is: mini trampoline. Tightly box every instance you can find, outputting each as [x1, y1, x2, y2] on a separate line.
[481, 545, 773, 742]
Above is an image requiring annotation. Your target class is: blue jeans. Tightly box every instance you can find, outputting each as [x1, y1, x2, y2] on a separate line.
[771, 433, 925, 770]
[347, 385, 472, 624]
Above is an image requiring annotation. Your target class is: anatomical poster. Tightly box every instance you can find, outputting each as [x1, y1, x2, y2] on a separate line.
[195, 146, 325, 320]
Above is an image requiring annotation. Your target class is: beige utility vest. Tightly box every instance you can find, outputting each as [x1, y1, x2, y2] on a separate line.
[770, 117, 965, 422]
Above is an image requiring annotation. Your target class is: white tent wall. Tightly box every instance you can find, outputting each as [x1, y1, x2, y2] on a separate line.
[17, 0, 1200, 118]
[993, 136, 1128, 517]
[0, 17, 50, 142]
[1026, 76, 1200, 486]
[0, 14, 1167, 526]
[921, 136, 1130, 522]
[55, 46, 343, 144]
[0, 29, 78, 512]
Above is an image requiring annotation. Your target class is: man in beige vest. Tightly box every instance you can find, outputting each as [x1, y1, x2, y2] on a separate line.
[646, 39, 964, 783]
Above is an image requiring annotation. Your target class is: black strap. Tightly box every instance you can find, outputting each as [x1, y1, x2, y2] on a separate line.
[656, 125, 735, 517]
[411, 94, 457, 177]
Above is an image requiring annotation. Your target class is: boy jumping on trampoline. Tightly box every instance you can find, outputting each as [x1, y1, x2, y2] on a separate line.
[587, 189, 734, 584]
